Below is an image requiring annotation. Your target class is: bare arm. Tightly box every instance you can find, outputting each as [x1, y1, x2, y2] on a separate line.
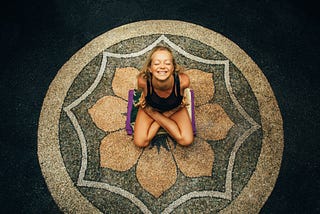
[143, 106, 184, 140]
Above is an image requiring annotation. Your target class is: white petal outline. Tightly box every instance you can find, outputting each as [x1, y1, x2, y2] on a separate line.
[63, 35, 261, 213]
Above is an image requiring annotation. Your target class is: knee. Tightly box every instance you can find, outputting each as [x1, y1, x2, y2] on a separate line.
[133, 138, 150, 148]
[177, 135, 194, 147]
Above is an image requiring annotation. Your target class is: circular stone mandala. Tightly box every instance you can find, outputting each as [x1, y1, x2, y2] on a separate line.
[38, 20, 283, 213]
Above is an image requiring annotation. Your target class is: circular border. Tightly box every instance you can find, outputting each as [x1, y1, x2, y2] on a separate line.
[38, 20, 283, 213]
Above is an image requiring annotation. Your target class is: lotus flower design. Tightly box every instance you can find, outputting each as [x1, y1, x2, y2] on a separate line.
[88, 67, 234, 197]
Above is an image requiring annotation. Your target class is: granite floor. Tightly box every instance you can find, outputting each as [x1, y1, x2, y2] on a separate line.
[1, 0, 319, 213]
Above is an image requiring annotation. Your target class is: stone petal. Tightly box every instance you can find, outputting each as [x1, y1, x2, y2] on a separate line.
[171, 138, 214, 177]
[184, 69, 214, 106]
[88, 96, 127, 132]
[112, 67, 140, 100]
[100, 130, 142, 171]
[136, 147, 177, 198]
[196, 103, 234, 140]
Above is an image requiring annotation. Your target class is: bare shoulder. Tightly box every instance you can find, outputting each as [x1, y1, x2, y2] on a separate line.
[178, 72, 190, 89]
[137, 74, 147, 92]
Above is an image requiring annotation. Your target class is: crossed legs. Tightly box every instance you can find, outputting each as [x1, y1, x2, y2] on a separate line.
[133, 106, 194, 147]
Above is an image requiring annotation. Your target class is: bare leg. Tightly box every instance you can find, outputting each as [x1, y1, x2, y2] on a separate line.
[133, 108, 161, 147]
[144, 107, 194, 146]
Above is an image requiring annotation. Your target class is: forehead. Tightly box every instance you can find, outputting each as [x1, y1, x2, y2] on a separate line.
[151, 50, 173, 61]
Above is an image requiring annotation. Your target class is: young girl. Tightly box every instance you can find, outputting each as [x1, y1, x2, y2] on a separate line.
[133, 46, 194, 147]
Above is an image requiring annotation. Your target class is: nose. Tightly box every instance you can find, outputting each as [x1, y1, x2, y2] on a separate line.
[159, 63, 165, 69]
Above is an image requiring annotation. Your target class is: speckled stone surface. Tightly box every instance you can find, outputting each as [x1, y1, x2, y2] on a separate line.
[38, 20, 283, 213]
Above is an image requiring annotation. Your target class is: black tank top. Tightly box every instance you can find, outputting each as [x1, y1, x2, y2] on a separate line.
[145, 73, 183, 112]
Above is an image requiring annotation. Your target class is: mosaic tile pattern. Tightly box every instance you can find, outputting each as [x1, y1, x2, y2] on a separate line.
[38, 20, 283, 213]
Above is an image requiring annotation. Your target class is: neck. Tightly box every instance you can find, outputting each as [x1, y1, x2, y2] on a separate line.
[151, 74, 174, 90]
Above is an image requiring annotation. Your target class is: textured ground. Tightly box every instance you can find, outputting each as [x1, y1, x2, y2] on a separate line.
[1, 0, 319, 213]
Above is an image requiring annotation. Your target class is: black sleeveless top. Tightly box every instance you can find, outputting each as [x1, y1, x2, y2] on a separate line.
[145, 73, 183, 112]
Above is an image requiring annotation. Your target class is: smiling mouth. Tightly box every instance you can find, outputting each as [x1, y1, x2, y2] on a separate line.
[157, 71, 168, 75]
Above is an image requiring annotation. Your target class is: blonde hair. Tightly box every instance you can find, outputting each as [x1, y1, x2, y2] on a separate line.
[139, 45, 183, 79]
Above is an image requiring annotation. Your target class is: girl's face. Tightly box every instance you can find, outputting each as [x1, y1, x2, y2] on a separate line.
[149, 50, 174, 81]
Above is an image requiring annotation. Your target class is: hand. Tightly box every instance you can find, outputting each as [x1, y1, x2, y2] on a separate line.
[163, 106, 181, 117]
[143, 105, 156, 116]
[144, 105, 182, 118]
[135, 93, 146, 108]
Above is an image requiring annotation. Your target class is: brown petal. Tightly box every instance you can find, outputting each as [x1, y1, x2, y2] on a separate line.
[171, 138, 214, 177]
[184, 69, 214, 106]
[136, 147, 177, 198]
[88, 96, 127, 132]
[100, 130, 142, 171]
[196, 103, 234, 140]
[112, 67, 140, 100]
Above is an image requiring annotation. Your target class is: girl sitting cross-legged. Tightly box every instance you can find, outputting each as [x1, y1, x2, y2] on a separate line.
[133, 45, 194, 148]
